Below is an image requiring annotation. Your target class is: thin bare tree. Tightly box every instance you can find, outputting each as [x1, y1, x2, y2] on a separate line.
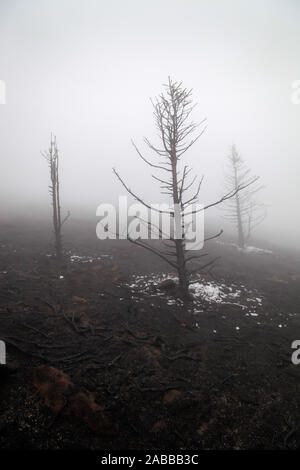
[113, 78, 256, 298]
[43, 135, 70, 259]
[222, 145, 265, 249]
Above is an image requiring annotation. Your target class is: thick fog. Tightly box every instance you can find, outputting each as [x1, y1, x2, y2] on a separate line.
[0, 0, 299, 248]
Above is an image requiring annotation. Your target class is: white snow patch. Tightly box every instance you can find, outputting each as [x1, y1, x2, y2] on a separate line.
[242, 245, 272, 254]
[216, 241, 272, 254]
[69, 253, 111, 263]
[125, 273, 264, 315]
[191, 282, 227, 303]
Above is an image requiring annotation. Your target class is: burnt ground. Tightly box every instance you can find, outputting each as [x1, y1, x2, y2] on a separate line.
[0, 219, 300, 450]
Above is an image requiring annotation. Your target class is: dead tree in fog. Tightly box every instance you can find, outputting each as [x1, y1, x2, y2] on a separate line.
[43, 135, 70, 259]
[113, 78, 256, 298]
[222, 145, 265, 249]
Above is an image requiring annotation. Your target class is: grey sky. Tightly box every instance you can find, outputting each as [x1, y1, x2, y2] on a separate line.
[0, 0, 299, 246]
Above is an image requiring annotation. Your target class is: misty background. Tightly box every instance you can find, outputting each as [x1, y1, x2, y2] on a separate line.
[0, 0, 299, 248]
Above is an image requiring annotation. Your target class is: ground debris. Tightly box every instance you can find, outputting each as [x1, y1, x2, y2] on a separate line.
[32, 365, 118, 436]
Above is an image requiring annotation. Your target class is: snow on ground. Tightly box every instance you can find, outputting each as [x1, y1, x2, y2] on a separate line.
[45, 252, 111, 262]
[191, 281, 233, 304]
[126, 272, 263, 309]
[125, 272, 295, 331]
[241, 245, 273, 254]
[68, 252, 111, 263]
[216, 241, 272, 254]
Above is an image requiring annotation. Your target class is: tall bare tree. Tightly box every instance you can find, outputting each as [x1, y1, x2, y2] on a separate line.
[114, 78, 256, 298]
[43, 135, 70, 259]
[222, 145, 265, 249]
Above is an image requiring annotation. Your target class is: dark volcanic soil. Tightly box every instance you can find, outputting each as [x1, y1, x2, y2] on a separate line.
[1, 219, 300, 450]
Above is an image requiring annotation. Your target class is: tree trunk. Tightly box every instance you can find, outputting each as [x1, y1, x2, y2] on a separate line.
[48, 138, 63, 260]
[234, 166, 245, 249]
[175, 239, 190, 298]
[171, 149, 190, 299]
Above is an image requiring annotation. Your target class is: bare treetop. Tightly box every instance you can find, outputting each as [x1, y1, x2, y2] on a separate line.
[222, 144, 266, 248]
[148, 77, 206, 161]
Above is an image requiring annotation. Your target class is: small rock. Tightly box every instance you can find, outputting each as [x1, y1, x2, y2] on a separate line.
[158, 279, 177, 291]
[163, 389, 182, 404]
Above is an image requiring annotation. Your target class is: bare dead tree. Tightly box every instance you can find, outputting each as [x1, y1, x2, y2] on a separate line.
[42, 135, 70, 260]
[113, 78, 257, 298]
[222, 145, 266, 249]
